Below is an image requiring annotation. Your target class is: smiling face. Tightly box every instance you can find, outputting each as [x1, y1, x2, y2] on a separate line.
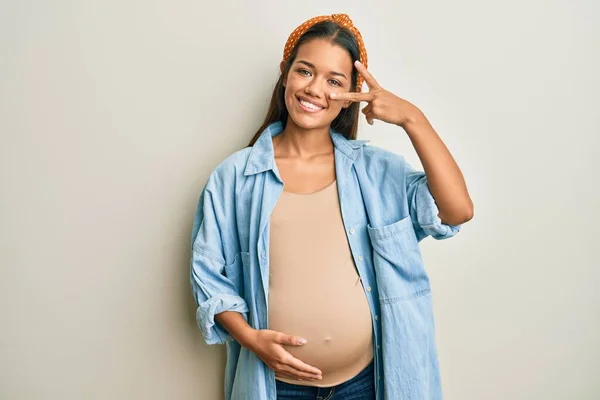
[283, 38, 354, 132]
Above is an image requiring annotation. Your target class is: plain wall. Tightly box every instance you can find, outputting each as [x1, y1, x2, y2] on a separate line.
[1, 0, 598, 399]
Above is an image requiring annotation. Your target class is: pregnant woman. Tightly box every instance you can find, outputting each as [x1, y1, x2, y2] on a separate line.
[190, 13, 473, 400]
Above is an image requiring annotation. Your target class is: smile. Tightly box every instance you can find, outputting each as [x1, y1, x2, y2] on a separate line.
[297, 97, 325, 113]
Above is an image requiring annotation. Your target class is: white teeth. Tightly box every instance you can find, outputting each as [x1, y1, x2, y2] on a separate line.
[299, 99, 323, 110]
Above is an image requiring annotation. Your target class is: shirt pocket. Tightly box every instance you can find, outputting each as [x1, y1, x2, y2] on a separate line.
[367, 215, 430, 303]
[224, 251, 249, 298]
[367, 216, 437, 396]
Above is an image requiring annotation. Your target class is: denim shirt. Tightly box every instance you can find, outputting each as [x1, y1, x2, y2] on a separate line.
[190, 121, 461, 400]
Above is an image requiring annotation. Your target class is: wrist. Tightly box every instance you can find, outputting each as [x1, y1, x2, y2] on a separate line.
[236, 325, 258, 350]
[400, 110, 428, 133]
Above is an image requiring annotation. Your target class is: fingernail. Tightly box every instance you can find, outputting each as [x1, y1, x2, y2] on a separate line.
[355, 60, 362, 66]
[330, 93, 337, 98]
[297, 338, 307, 345]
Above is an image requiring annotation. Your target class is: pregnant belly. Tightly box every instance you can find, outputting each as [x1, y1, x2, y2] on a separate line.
[268, 288, 373, 383]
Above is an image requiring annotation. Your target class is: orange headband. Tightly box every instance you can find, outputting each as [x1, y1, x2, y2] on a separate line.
[282, 14, 368, 92]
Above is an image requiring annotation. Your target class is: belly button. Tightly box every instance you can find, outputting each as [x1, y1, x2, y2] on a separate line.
[325, 336, 332, 342]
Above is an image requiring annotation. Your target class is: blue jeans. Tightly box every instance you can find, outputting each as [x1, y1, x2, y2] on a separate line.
[276, 361, 375, 400]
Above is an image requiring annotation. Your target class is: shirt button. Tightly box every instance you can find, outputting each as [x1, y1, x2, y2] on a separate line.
[377, 345, 381, 350]
[378, 375, 381, 380]
[367, 286, 371, 292]
[349, 228, 355, 234]
[375, 315, 379, 321]
[358, 255, 363, 261]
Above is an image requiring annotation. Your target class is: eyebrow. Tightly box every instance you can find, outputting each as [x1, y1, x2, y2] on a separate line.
[296, 60, 348, 80]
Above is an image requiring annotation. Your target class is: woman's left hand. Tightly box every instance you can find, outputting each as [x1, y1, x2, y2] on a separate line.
[330, 60, 423, 127]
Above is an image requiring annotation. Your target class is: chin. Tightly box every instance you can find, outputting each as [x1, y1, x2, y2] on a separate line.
[289, 117, 322, 130]
[287, 111, 336, 132]
[289, 117, 329, 130]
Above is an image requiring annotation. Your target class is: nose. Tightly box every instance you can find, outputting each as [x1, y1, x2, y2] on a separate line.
[304, 79, 325, 98]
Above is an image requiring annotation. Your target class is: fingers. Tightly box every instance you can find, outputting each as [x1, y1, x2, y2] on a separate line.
[265, 331, 323, 381]
[365, 113, 375, 125]
[330, 91, 376, 102]
[361, 104, 375, 125]
[279, 334, 307, 346]
[330, 61, 380, 102]
[284, 353, 323, 376]
[354, 60, 380, 89]
[361, 104, 372, 115]
[275, 373, 320, 382]
[277, 363, 322, 381]
[275, 372, 297, 380]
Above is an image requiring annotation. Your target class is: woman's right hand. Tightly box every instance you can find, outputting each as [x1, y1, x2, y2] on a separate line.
[245, 329, 323, 382]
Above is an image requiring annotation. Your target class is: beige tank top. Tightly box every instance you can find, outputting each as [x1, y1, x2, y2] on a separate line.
[268, 180, 373, 387]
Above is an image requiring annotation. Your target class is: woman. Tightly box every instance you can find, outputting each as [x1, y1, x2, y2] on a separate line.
[191, 14, 473, 400]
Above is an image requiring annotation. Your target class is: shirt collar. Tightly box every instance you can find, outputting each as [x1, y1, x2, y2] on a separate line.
[244, 121, 370, 176]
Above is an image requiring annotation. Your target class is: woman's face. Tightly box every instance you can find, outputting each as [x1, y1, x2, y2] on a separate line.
[283, 38, 353, 131]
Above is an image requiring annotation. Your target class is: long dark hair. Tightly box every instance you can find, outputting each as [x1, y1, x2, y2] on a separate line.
[248, 21, 362, 146]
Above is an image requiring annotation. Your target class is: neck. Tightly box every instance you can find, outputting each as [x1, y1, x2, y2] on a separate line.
[275, 119, 333, 158]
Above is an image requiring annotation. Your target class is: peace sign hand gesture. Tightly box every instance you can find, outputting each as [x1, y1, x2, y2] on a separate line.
[330, 60, 422, 128]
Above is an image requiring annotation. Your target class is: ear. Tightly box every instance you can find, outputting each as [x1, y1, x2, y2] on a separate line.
[342, 100, 351, 109]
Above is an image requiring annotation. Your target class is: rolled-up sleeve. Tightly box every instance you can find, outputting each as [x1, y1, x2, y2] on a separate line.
[190, 179, 248, 345]
[405, 161, 461, 241]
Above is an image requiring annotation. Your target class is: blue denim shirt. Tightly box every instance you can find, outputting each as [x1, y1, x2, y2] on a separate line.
[190, 121, 461, 400]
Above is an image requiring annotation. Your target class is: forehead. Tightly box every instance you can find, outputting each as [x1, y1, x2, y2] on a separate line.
[294, 39, 353, 73]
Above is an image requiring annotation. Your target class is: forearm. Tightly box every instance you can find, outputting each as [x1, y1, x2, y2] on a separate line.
[403, 112, 473, 225]
[215, 311, 256, 349]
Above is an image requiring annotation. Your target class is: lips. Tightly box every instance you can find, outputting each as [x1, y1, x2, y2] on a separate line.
[297, 96, 326, 112]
